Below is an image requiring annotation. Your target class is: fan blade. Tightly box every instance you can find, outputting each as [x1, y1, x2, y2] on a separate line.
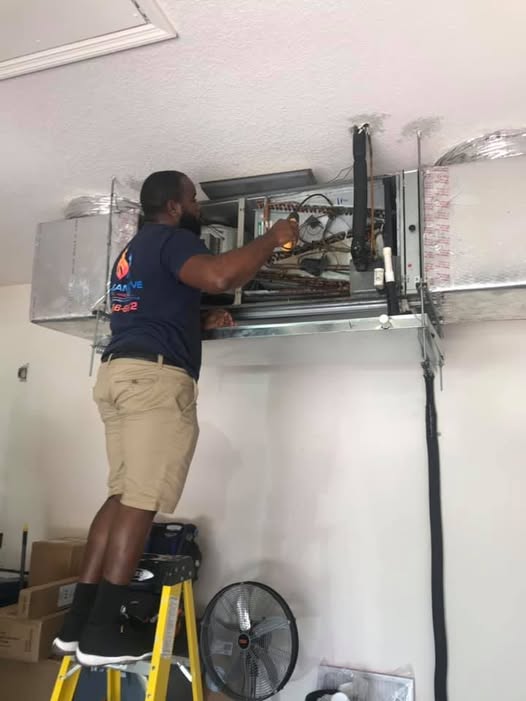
[210, 618, 241, 633]
[251, 616, 290, 639]
[224, 651, 246, 689]
[218, 591, 242, 626]
[249, 644, 280, 690]
[236, 586, 251, 632]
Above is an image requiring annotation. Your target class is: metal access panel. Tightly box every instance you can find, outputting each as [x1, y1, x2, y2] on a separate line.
[30, 210, 139, 338]
[424, 155, 526, 322]
[398, 170, 422, 296]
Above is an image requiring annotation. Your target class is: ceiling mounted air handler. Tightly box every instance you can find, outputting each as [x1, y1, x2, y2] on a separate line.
[29, 155, 526, 359]
[30, 175, 423, 348]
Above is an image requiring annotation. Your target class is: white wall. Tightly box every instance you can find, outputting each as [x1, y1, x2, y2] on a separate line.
[1, 284, 525, 701]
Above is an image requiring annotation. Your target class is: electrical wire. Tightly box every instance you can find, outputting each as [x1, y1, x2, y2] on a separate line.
[326, 164, 353, 183]
[296, 193, 334, 210]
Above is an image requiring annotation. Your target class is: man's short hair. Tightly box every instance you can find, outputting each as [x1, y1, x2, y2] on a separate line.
[140, 171, 186, 221]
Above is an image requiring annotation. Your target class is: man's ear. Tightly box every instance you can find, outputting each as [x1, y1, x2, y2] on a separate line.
[167, 199, 183, 222]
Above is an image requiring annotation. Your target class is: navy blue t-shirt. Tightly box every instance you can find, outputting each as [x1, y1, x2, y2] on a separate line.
[105, 223, 210, 379]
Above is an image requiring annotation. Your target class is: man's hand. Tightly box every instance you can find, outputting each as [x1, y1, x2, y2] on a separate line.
[201, 308, 235, 331]
[180, 218, 300, 294]
[269, 218, 300, 248]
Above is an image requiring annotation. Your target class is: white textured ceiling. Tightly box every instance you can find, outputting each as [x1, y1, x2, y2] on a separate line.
[1, 0, 525, 285]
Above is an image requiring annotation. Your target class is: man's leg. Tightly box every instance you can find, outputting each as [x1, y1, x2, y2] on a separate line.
[54, 363, 124, 655]
[52, 496, 121, 654]
[80, 495, 121, 583]
[77, 360, 199, 666]
[102, 503, 155, 584]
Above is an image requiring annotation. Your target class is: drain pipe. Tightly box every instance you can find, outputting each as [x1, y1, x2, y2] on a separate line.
[423, 361, 448, 701]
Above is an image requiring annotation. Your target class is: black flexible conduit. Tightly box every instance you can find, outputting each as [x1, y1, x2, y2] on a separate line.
[423, 362, 448, 701]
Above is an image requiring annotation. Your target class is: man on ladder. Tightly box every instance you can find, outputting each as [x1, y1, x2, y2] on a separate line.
[53, 170, 299, 665]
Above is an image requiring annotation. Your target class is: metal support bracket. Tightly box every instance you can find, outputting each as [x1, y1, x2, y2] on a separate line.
[233, 197, 245, 306]
[418, 281, 443, 338]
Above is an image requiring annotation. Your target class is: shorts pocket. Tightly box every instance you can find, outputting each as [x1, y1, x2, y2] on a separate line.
[174, 380, 198, 416]
[111, 372, 161, 412]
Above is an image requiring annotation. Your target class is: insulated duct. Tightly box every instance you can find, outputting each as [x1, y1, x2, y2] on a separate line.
[436, 128, 526, 166]
[65, 195, 140, 219]
[350, 126, 370, 272]
[382, 176, 399, 316]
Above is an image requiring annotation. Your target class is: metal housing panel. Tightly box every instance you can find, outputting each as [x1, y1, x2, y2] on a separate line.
[31, 211, 138, 329]
[424, 156, 526, 322]
[400, 170, 421, 295]
[31, 218, 76, 320]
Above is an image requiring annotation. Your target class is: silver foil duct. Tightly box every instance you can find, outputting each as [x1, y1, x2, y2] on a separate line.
[65, 195, 140, 219]
[436, 128, 526, 166]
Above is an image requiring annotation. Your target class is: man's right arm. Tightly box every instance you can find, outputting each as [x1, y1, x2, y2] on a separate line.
[178, 219, 299, 294]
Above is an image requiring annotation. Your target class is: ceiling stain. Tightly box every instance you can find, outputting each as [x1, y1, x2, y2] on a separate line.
[400, 116, 443, 140]
[348, 112, 390, 134]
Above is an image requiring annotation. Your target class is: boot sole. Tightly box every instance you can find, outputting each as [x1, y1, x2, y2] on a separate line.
[76, 649, 152, 667]
[53, 638, 79, 656]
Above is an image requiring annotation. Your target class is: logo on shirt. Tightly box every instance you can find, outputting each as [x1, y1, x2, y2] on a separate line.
[116, 248, 132, 280]
[110, 246, 143, 313]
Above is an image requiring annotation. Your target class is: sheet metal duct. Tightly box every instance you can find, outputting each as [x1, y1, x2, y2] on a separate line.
[424, 155, 526, 323]
[30, 210, 139, 340]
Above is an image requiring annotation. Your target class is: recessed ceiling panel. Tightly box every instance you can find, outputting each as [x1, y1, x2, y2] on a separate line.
[0, 0, 145, 61]
[0, 0, 176, 80]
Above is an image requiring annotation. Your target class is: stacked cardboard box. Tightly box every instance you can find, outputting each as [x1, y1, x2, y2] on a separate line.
[28, 538, 86, 587]
[0, 658, 61, 701]
[0, 538, 86, 664]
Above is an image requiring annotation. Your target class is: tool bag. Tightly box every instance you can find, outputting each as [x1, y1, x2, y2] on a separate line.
[123, 522, 201, 635]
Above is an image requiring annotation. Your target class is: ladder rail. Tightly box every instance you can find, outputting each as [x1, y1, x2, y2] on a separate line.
[183, 579, 204, 701]
[107, 667, 121, 701]
[146, 582, 183, 701]
[50, 657, 81, 701]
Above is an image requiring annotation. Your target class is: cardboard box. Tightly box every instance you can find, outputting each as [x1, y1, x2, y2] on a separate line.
[28, 538, 86, 587]
[0, 605, 66, 662]
[0, 658, 60, 701]
[18, 577, 77, 619]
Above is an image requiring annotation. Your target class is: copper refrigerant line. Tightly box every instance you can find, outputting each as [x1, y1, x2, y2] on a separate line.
[256, 201, 386, 218]
[268, 231, 349, 263]
[266, 224, 383, 265]
[256, 270, 350, 293]
[247, 288, 349, 301]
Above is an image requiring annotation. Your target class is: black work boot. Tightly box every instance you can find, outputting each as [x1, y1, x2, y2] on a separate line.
[53, 583, 98, 655]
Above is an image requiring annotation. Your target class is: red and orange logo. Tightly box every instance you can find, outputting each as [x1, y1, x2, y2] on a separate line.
[116, 248, 131, 280]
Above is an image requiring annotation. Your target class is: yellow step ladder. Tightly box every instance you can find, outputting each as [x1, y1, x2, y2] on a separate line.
[50, 556, 204, 701]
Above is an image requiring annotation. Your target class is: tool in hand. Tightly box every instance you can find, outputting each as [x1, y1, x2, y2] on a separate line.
[281, 210, 299, 251]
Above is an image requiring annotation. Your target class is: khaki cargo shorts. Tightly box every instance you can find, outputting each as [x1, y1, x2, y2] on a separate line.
[93, 357, 199, 513]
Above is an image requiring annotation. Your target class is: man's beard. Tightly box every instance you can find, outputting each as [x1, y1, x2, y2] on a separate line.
[179, 211, 201, 237]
